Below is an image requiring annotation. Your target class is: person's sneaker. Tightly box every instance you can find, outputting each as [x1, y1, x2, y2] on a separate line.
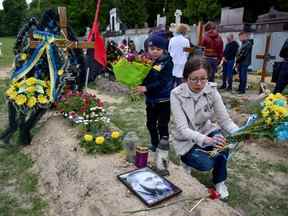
[215, 181, 229, 200]
[219, 85, 226, 90]
[226, 86, 232, 91]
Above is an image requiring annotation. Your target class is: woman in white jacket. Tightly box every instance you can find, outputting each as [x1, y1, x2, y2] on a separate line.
[170, 57, 239, 199]
[168, 24, 190, 87]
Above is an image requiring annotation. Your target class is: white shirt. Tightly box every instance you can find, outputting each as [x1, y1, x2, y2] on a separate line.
[168, 34, 190, 78]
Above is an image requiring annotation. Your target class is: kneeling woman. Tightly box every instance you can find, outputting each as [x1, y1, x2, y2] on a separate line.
[170, 57, 239, 199]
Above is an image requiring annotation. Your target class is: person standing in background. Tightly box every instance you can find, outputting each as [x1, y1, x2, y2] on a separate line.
[220, 34, 239, 91]
[168, 24, 190, 87]
[236, 32, 254, 94]
[274, 38, 288, 93]
[201, 22, 223, 82]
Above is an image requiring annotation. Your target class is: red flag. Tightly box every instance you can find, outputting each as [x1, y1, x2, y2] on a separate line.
[88, 0, 107, 67]
[88, 22, 107, 67]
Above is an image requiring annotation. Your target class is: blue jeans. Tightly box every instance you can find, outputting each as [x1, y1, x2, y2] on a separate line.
[206, 57, 218, 82]
[222, 60, 235, 88]
[181, 131, 229, 184]
[238, 64, 249, 92]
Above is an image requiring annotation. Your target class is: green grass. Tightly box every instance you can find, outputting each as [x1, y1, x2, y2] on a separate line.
[0, 148, 48, 216]
[110, 97, 150, 146]
[0, 79, 47, 216]
[0, 37, 15, 68]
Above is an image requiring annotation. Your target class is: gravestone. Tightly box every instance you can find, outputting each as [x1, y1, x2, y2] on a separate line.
[219, 7, 249, 32]
[109, 8, 121, 32]
[256, 7, 288, 32]
[175, 9, 182, 25]
[157, 14, 166, 27]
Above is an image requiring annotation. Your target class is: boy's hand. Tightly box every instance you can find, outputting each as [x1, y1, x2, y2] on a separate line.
[135, 86, 147, 94]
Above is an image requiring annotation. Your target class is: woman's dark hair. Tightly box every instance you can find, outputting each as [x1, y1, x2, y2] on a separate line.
[183, 57, 211, 80]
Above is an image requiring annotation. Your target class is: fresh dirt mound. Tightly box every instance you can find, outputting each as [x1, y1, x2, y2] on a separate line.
[25, 117, 240, 216]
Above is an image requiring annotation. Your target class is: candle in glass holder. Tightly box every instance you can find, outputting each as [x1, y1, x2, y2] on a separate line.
[135, 146, 148, 168]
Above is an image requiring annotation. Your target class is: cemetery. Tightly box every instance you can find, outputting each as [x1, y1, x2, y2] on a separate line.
[0, 1, 288, 216]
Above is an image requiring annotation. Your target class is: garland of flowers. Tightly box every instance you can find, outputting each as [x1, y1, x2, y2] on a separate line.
[5, 77, 51, 112]
[56, 90, 123, 154]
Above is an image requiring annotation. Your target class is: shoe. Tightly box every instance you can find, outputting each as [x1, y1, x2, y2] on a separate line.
[237, 90, 245, 94]
[215, 181, 229, 199]
[226, 86, 232, 91]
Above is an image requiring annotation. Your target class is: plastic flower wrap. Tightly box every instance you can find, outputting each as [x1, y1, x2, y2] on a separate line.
[112, 54, 153, 87]
[230, 93, 288, 142]
[5, 77, 51, 111]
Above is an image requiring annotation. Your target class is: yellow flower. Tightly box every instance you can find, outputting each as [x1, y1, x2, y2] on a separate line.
[26, 86, 36, 94]
[265, 117, 272, 126]
[26, 77, 37, 86]
[58, 69, 64, 76]
[27, 96, 37, 108]
[38, 95, 49, 104]
[6, 87, 15, 97]
[111, 131, 121, 139]
[262, 110, 269, 118]
[273, 106, 288, 119]
[20, 53, 27, 61]
[15, 94, 27, 106]
[84, 134, 93, 142]
[95, 136, 105, 145]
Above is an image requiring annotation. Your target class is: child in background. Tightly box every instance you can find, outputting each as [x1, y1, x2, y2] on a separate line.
[136, 34, 173, 173]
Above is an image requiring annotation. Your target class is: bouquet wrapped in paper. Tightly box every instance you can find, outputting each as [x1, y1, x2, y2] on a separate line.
[112, 54, 153, 87]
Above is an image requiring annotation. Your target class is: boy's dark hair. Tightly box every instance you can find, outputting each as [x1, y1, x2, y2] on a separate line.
[204, 21, 216, 32]
[183, 57, 211, 80]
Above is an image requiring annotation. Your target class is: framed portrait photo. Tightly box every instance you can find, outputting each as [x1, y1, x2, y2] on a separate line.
[118, 167, 182, 207]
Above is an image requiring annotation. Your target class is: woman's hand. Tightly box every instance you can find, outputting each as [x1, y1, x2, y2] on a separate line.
[204, 135, 227, 149]
[135, 86, 147, 94]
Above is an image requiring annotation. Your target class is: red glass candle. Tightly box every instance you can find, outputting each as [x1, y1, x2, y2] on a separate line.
[135, 146, 148, 168]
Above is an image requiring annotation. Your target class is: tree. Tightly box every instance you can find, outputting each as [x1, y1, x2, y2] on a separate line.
[2, 0, 28, 36]
[185, 0, 221, 23]
[117, 0, 148, 28]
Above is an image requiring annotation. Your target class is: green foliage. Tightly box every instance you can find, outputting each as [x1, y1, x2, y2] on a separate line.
[0, 37, 15, 68]
[117, 0, 148, 28]
[185, 0, 221, 22]
[80, 137, 122, 154]
[1, 0, 27, 36]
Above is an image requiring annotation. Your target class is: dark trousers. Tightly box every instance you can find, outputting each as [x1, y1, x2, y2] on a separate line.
[206, 57, 218, 82]
[274, 64, 288, 93]
[146, 101, 170, 151]
[238, 64, 249, 92]
[222, 60, 235, 88]
[181, 130, 229, 184]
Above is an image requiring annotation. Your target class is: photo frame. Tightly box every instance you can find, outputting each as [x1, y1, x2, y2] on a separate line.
[118, 167, 182, 207]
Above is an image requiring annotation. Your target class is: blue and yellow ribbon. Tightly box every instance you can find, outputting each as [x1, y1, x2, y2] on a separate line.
[11, 31, 63, 102]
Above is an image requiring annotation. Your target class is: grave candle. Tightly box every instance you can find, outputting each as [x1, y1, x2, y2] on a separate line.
[135, 146, 148, 168]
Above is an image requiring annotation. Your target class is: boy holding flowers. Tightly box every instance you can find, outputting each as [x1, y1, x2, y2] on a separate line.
[136, 34, 174, 169]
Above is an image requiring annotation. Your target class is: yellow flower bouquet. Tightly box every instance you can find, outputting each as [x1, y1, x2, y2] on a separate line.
[230, 93, 288, 142]
[5, 77, 51, 111]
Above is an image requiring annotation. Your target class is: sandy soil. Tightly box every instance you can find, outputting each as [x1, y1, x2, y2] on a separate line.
[25, 117, 240, 216]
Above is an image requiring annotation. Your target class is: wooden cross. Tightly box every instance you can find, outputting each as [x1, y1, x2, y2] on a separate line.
[29, 7, 94, 49]
[256, 34, 276, 82]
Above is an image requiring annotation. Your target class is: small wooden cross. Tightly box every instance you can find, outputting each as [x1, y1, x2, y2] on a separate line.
[256, 34, 276, 82]
[29, 7, 94, 49]
[256, 34, 276, 93]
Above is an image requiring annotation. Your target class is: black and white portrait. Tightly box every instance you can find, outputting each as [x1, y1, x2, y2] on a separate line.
[118, 167, 181, 206]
